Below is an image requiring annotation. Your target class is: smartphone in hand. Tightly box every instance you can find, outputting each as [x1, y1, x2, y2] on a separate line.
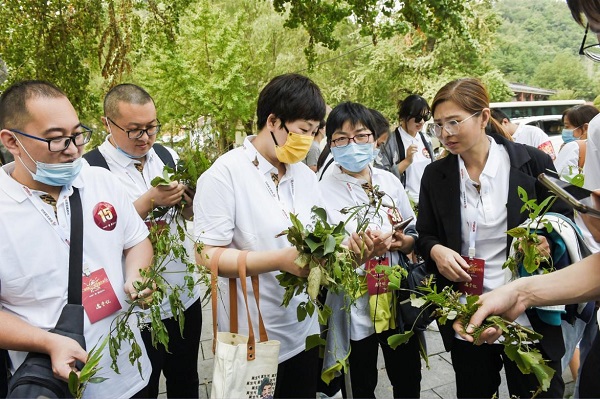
[538, 173, 600, 218]
[392, 215, 415, 231]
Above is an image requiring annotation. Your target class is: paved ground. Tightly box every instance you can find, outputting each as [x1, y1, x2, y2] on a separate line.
[158, 300, 576, 399]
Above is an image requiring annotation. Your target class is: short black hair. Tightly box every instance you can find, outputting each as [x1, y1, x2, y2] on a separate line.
[256, 74, 326, 130]
[490, 108, 510, 123]
[369, 108, 390, 138]
[397, 94, 430, 122]
[104, 83, 154, 118]
[326, 102, 377, 142]
[0, 80, 66, 130]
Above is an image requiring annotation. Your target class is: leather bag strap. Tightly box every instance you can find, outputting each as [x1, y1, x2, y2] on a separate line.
[210, 248, 227, 353]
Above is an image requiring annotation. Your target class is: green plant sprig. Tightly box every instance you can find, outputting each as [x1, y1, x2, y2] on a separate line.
[503, 187, 557, 277]
[68, 336, 109, 399]
[387, 282, 554, 397]
[106, 214, 210, 379]
[275, 206, 360, 324]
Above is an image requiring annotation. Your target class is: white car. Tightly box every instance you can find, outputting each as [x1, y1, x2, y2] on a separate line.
[511, 115, 565, 153]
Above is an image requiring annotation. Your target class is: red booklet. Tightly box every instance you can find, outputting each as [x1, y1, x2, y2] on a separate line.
[458, 256, 485, 296]
[366, 257, 391, 295]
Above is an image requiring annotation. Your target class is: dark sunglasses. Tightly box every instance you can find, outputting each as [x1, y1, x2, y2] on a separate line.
[412, 113, 431, 123]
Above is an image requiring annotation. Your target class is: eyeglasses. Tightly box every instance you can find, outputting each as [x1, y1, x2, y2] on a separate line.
[107, 117, 161, 139]
[429, 112, 481, 138]
[331, 133, 373, 147]
[412, 113, 431, 123]
[10, 126, 93, 152]
[579, 23, 600, 62]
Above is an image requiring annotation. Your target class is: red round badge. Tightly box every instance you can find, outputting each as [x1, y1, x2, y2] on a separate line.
[93, 202, 118, 231]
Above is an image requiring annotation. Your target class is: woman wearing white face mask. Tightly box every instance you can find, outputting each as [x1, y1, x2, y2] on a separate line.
[319, 102, 422, 398]
[555, 105, 600, 180]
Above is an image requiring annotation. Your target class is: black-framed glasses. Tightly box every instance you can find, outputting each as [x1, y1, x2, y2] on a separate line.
[579, 23, 600, 62]
[331, 133, 373, 147]
[429, 112, 481, 138]
[107, 117, 161, 139]
[10, 126, 93, 152]
[412, 112, 431, 123]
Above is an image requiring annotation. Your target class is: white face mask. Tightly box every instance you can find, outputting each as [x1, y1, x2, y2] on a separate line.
[14, 135, 82, 187]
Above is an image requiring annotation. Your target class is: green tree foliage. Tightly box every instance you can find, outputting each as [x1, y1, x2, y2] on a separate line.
[491, 0, 600, 100]
[0, 0, 192, 120]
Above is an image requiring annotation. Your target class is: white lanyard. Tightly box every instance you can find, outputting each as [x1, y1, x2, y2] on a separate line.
[21, 185, 71, 247]
[458, 157, 481, 259]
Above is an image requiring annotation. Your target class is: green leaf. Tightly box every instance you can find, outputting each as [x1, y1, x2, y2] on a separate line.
[68, 371, 79, 398]
[312, 206, 328, 222]
[387, 331, 414, 349]
[305, 333, 326, 351]
[506, 227, 528, 238]
[323, 234, 336, 255]
[297, 304, 307, 322]
[305, 237, 322, 252]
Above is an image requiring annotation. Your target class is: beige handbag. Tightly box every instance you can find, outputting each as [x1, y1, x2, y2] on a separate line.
[209, 249, 280, 399]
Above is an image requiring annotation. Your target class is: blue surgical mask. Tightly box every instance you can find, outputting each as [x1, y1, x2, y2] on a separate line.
[331, 143, 376, 173]
[16, 142, 82, 187]
[107, 125, 145, 159]
[562, 129, 576, 144]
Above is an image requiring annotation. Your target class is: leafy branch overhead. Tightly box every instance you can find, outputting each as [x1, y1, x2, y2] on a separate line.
[271, 0, 477, 65]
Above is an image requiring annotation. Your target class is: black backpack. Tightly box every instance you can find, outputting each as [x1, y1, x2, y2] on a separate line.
[83, 143, 175, 170]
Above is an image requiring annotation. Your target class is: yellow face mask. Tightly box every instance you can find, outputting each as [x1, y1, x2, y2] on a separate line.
[272, 130, 314, 164]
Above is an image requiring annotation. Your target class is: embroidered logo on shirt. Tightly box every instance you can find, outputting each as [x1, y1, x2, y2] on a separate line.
[93, 202, 118, 231]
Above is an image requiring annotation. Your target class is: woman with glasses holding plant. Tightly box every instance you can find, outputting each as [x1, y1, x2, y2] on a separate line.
[319, 102, 420, 398]
[375, 94, 434, 206]
[416, 78, 570, 398]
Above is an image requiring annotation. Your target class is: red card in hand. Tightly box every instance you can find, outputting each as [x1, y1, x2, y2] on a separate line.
[82, 268, 122, 323]
[366, 257, 391, 295]
[458, 256, 485, 296]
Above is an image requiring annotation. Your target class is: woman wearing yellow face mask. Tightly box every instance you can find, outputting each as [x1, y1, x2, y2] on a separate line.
[193, 74, 377, 398]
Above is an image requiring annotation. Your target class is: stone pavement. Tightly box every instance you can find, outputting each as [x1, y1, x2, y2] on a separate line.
[158, 303, 576, 399]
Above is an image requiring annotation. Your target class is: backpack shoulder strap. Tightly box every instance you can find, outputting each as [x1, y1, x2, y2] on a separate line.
[577, 140, 587, 169]
[153, 143, 176, 169]
[318, 158, 335, 182]
[394, 128, 407, 186]
[82, 148, 110, 170]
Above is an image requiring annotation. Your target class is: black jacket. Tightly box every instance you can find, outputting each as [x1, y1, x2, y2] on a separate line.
[416, 133, 571, 360]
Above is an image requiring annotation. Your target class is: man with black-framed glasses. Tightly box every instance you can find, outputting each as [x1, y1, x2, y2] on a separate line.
[0, 80, 154, 397]
[84, 83, 202, 399]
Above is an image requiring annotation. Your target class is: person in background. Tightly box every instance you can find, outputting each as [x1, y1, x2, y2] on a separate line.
[319, 101, 420, 398]
[303, 119, 326, 172]
[459, 4, 600, 398]
[417, 78, 570, 398]
[194, 74, 380, 398]
[490, 108, 556, 160]
[0, 80, 153, 398]
[374, 94, 434, 206]
[554, 105, 599, 180]
[83, 84, 201, 398]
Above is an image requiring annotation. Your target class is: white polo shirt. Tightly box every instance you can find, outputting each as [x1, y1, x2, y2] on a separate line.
[458, 137, 531, 330]
[319, 165, 416, 340]
[193, 136, 321, 363]
[0, 162, 151, 399]
[399, 127, 432, 204]
[94, 138, 201, 318]
[554, 140, 582, 179]
[513, 124, 556, 160]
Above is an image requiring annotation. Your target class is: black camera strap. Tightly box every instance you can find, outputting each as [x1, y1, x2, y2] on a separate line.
[68, 188, 83, 305]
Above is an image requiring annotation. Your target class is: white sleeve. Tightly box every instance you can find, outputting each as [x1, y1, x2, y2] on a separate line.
[193, 163, 236, 246]
[584, 115, 600, 189]
[554, 141, 579, 178]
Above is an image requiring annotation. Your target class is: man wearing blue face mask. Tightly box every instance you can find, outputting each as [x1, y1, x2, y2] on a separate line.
[319, 102, 422, 398]
[0, 80, 154, 397]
